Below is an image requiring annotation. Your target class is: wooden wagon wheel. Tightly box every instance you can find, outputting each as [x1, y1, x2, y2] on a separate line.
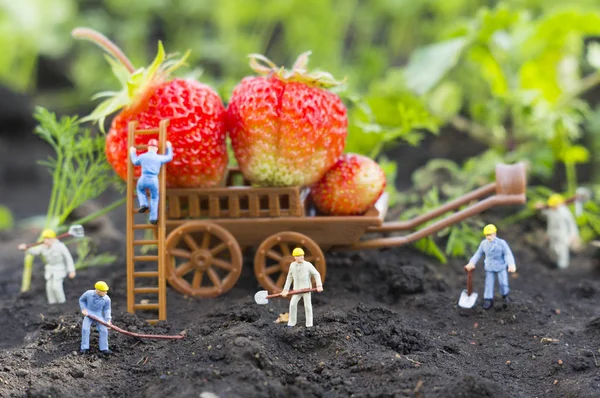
[254, 231, 326, 293]
[165, 221, 243, 297]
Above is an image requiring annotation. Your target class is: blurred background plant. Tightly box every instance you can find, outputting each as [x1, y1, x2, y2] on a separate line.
[4, 0, 600, 262]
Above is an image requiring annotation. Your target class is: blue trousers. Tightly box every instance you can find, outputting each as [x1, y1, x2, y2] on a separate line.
[136, 175, 159, 221]
[81, 316, 109, 351]
[484, 269, 509, 299]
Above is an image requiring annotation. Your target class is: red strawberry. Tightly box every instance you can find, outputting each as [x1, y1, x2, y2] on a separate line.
[226, 52, 347, 187]
[310, 154, 386, 215]
[72, 28, 227, 187]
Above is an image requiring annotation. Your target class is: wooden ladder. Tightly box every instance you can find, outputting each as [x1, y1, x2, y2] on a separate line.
[126, 119, 169, 324]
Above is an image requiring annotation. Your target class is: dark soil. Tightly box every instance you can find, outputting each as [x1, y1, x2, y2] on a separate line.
[2, 98, 600, 398]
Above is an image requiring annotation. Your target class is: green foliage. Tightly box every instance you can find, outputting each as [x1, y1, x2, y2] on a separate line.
[73, 237, 117, 269]
[0, 205, 13, 230]
[33, 107, 118, 228]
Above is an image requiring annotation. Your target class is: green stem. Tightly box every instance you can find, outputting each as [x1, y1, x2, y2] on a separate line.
[557, 70, 600, 108]
[65, 197, 126, 229]
[21, 253, 35, 292]
[72, 27, 136, 73]
[565, 161, 577, 195]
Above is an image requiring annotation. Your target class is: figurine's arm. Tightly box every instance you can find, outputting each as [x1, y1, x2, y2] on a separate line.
[282, 264, 294, 292]
[26, 245, 44, 256]
[79, 291, 89, 316]
[159, 143, 173, 164]
[60, 243, 76, 275]
[466, 241, 484, 269]
[308, 263, 323, 292]
[502, 240, 517, 272]
[565, 209, 580, 239]
[129, 147, 141, 165]
[103, 296, 112, 323]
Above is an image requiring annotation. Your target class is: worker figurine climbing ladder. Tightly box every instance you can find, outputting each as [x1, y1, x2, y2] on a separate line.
[80, 281, 112, 355]
[464, 224, 517, 310]
[281, 248, 323, 327]
[129, 139, 173, 224]
[17, 229, 76, 304]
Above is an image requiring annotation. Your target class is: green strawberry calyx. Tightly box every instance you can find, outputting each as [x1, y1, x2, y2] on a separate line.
[72, 27, 190, 131]
[248, 51, 346, 88]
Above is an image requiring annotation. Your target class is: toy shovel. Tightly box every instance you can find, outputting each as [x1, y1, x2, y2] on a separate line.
[23, 225, 85, 249]
[458, 269, 478, 309]
[254, 287, 319, 305]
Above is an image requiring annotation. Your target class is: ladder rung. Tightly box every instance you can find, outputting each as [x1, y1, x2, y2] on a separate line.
[134, 144, 148, 150]
[133, 287, 159, 294]
[133, 271, 159, 278]
[133, 255, 159, 261]
[147, 319, 160, 325]
[133, 240, 158, 245]
[134, 303, 160, 310]
[133, 224, 157, 230]
[135, 128, 160, 135]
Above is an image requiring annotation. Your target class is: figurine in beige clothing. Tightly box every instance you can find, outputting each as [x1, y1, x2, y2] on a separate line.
[18, 229, 76, 304]
[281, 247, 323, 327]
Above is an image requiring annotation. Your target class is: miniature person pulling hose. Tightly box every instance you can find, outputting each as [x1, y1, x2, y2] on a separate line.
[281, 247, 323, 327]
[17, 229, 76, 304]
[129, 139, 173, 224]
[535, 194, 580, 269]
[464, 224, 517, 310]
[80, 281, 112, 355]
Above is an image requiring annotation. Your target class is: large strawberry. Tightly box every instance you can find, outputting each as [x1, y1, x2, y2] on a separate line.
[310, 153, 386, 216]
[72, 27, 227, 187]
[226, 52, 347, 187]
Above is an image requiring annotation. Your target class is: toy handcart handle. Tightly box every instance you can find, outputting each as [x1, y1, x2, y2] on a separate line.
[344, 162, 527, 251]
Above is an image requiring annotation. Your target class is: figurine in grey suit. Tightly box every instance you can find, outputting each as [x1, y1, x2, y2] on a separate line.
[281, 247, 323, 327]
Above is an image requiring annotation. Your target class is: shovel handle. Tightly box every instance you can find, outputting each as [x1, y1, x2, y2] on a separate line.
[24, 232, 73, 249]
[267, 287, 319, 299]
[466, 269, 473, 296]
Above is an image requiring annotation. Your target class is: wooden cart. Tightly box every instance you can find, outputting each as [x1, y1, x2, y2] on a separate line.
[125, 121, 527, 323]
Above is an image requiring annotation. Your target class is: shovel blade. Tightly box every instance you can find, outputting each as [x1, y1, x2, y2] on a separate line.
[68, 225, 85, 238]
[458, 290, 478, 309]
[254, 290, 269, 305]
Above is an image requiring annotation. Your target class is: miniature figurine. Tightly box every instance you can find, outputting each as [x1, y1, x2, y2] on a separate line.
[281, 247, 323, 327]
[129, 139, 173, 224]
[464, 224, 516, 310]
[79, 281, 112, 355]
[17, 229, 76, 304]
[535, 194, 580, 269]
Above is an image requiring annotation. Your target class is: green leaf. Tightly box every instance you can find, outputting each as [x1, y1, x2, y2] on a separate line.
[427, 81, 464, 120]
[404, 37, 469, 95]
[0, 205, 13, 230]
[559, 145, 589, 164]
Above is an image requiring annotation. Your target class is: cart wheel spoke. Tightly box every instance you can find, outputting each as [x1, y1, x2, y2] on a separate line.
[275, 273, 286, 288]
[265, 264, 280, 275]
[279, 243, 290, 256]
[183, 234, 198, 251]
[304, 255, 315, 262]
[210, 242, 227, 256]
[200, 231, 210, 249]
[175, 262, 193, 277]
[266, 249, 282, 261]
[207, 268, 222, 287]
[192, 270, 204, 289]
[212, 258, 233, 272]
[170, 248, 192, 259]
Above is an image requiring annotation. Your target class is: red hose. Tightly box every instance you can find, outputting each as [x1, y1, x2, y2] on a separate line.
[87, 314, 185, 340]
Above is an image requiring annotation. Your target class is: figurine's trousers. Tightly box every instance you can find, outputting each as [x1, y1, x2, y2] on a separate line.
[136, 175, 159, 221]
[81, 316, 109, 351]
[45, 276, 66, 304]
[550, 239, 570, 269]
[288, 293, 313, 327]
[484, 269, 509, 299]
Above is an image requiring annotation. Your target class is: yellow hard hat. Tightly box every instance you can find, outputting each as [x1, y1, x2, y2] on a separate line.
[94, 281, 109, 292]
[547, 194, 565, 208]
[483, 224, 497, 235]
[292, 248, 305, 257]
[41, 229, 56, 239]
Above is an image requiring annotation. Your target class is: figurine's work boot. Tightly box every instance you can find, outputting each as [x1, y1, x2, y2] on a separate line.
[79, 349, 89, 355]
[150, 219, 158, 225]
[502, 295, 511, 304]
[482, 299, 494, 310]
[100, 349, 113, 355]
[138, 205, 149, 213]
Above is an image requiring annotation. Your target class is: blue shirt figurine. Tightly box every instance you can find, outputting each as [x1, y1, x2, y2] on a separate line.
[465, 224, 517, 310]
[129, 139, 173, 224]
[79, 281, 112, 354]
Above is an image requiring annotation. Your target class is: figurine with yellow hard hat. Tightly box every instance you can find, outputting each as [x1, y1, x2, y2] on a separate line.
[281, 247, 323, 327]
[464, 224, 517, 310]
[535, 193, 580, 269]
[79, 281, 112, 355]
[17, 229, 76, 304]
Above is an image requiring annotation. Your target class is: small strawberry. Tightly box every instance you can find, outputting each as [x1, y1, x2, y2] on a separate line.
[72, 28, 227, 187]
[226, 52, 347, 187]
[310, 154, 386, 215]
